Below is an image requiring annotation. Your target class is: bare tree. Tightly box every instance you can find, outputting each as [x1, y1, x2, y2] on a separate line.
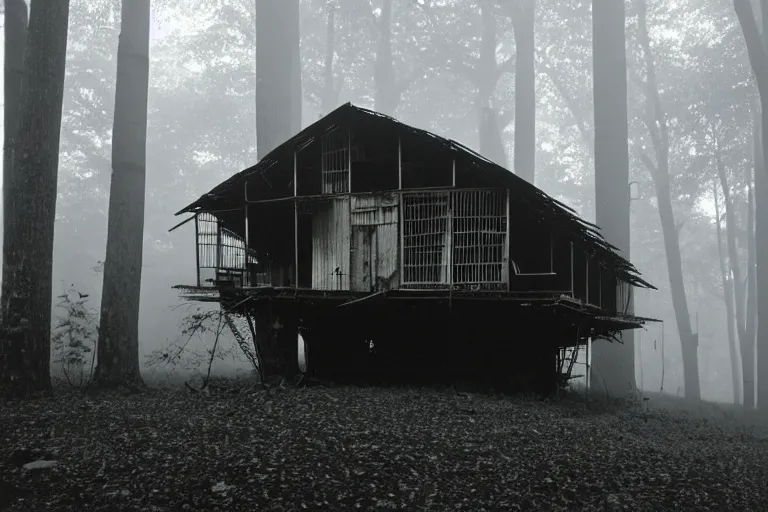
[0, 0, 71, 398]
[94, 0, 150, 389]
[590, 0, 636, 397]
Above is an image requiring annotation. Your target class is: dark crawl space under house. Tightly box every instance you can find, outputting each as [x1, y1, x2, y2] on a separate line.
[171, 103, 656, 393]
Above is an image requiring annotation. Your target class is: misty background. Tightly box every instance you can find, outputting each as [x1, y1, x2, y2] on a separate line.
[0, 0, 750, 402]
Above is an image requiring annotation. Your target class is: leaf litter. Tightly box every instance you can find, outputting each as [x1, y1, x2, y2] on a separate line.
[1, 383, 767, 511]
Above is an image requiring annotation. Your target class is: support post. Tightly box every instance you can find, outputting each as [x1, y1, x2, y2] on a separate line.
[503, 188, 511, 289]
[216, 220, 222, 273]
[398, 137, 402, 190]
[294, 151, 299, 288]
[245, 180, 250, 285]
[549, 232, 554, 273]
[347, 127, 352, 193]
[585, 334, 591, 407]
[598, 267, 603, 308]
[452, 158, 456, 187]
[194, 214, 200, 287]
[569, 241, 574, 297]
[399, 192, 405, 285]
[447, 194, 453, 289]
[585, 253, 589, 304]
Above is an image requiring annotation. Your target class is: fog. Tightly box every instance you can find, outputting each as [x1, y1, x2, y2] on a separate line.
[0, 0, 759, 403]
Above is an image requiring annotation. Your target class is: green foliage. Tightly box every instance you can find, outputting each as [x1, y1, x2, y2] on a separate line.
[51, 285, 98, 389]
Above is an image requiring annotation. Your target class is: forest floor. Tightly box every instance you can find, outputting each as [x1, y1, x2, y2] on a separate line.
[1, 380, 768, 511]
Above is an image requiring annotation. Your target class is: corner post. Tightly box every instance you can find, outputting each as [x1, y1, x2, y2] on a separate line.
[585, 252, 589, 304]
[398, 137, 404, 286]
[549, 232, 554, 273]
[503, 188, 511, 289]
[569, 241, 574, 297]
[347, 127, 352, 193]
[398, 137, 402, 190]
[294, 151, 299, 288]
[194, 214, 200, 287]
[244, 180, 250, 285]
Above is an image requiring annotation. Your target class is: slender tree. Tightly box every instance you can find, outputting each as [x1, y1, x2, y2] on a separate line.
[0, 0, 70, 398]
[589, 0, 636, 397]
[633, 0, 700, 401]
[3, 0, 28, 249]
[713, 177, 742, 405]
[93, 0, 151, 389]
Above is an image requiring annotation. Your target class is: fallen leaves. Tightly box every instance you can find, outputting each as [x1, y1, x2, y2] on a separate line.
[0, 384, 767, 510]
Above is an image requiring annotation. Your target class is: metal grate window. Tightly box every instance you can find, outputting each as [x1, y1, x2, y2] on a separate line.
[321, 128, 350, 194]
[195, 213, 256, 287]
[401, 189, 507, 290]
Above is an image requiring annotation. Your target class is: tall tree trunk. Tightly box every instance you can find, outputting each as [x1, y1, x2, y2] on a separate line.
[590, 0, 636, 397]
[714, 132, 750, 405]
[0, 0, 70, 399]
[745, 142, 757, 407]
[737, 0, 768, 409]
[255, 0, 302, 381]
[635, 0, 700, 401]
[510, 0, 535, 184]
[321, 2, 339, 115]
[373, 0, 398, 116]
[94, 0, 150, 389]
[3, 0, 28, 259]
[477, 2, 508, 167]
[256, 0, 302, 159]
[756, 116, 768, 409]
[757, 0, 768, 411]
[713, 179, 742, 405]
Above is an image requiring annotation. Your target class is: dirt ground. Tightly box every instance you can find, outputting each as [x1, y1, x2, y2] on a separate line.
[1, 382, 767, 511]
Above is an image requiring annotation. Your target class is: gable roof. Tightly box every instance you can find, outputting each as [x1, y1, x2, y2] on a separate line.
[176, 103, 654, 289]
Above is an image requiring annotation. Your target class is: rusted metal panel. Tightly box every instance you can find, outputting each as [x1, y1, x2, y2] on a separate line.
[311, 197, 351, 290]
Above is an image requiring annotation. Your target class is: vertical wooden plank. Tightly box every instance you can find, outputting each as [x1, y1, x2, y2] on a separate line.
[452, 158, 456, 187]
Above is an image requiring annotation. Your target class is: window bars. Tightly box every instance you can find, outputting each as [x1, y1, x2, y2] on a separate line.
[195, 213, 257, 287]
[401, 189, 507, 290]
[321, 127, 350, 194]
